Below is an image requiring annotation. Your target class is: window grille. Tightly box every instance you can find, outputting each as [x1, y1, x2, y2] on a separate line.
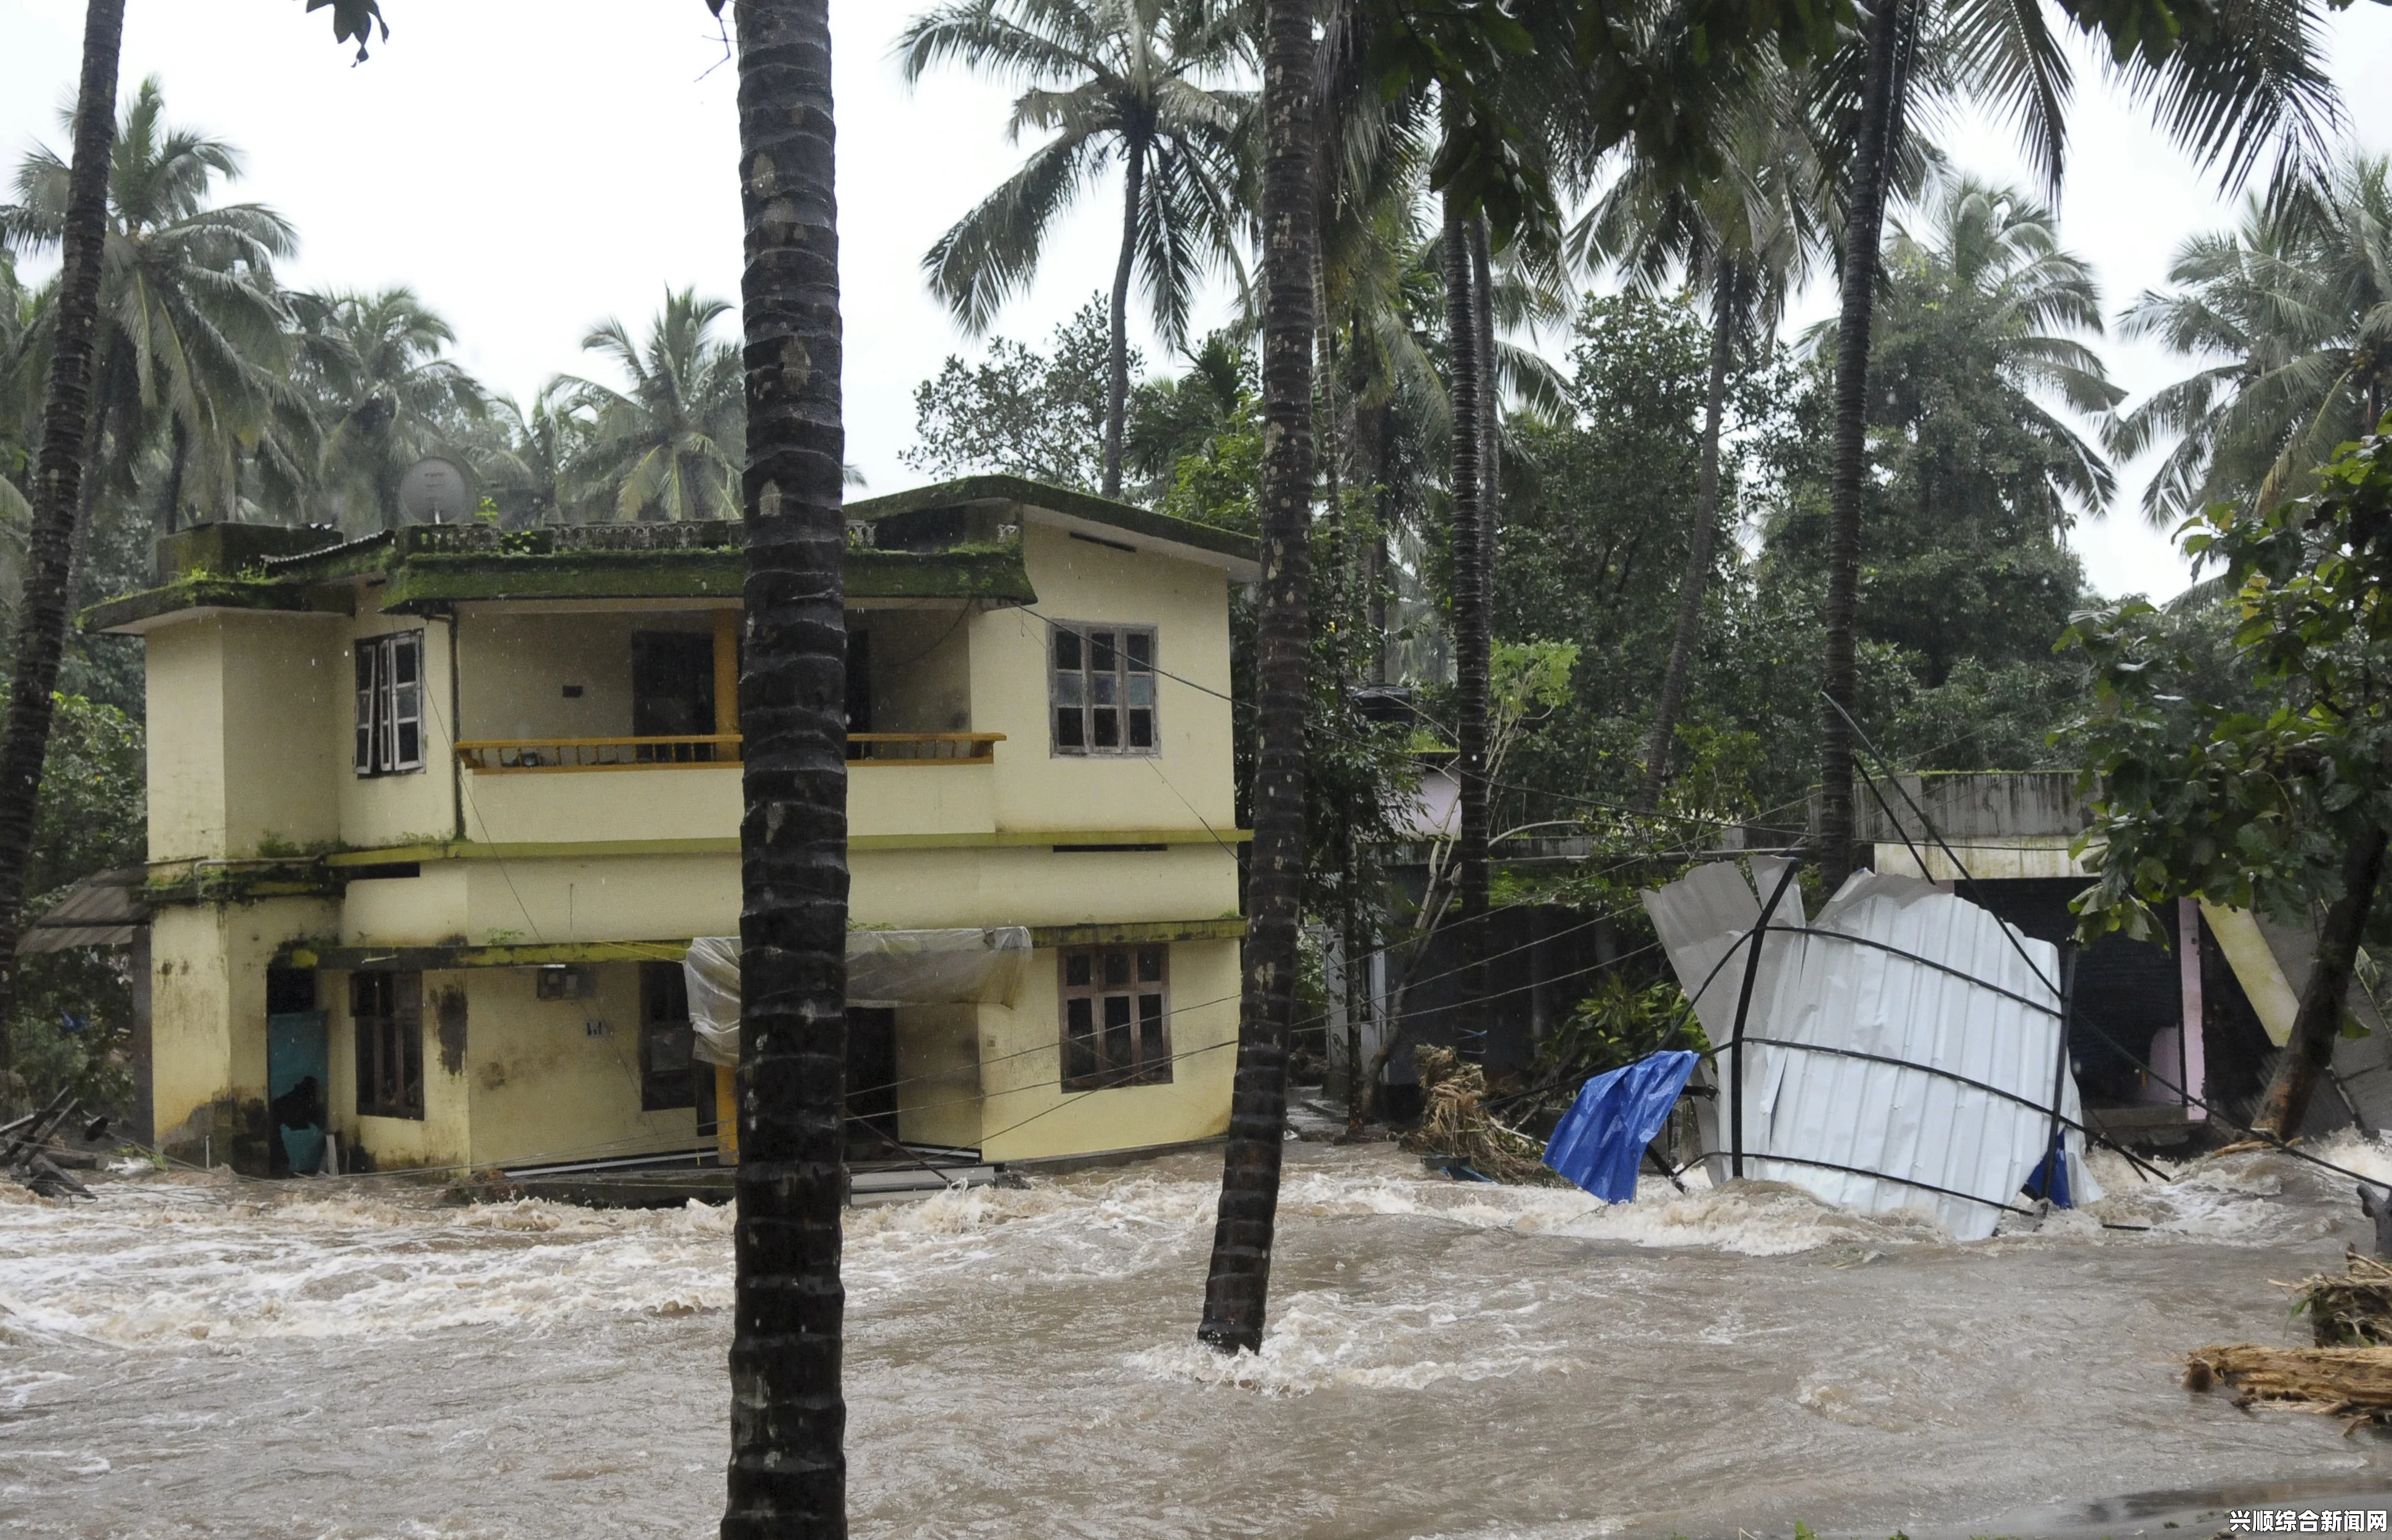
[1049, 624, 1156, 755]
[353, 631, 425, 776]
[1059, 945, 1172, 1088]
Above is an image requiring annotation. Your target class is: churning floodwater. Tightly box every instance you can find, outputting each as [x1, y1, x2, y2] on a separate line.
[3, 1138, 2390, 1539]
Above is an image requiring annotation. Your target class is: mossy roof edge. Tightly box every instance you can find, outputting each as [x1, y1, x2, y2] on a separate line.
[847, 474, 1259, 566]
[81, 575, 314, 633]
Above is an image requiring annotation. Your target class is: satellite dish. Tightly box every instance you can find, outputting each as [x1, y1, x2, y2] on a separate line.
[398, 457, 473, 524]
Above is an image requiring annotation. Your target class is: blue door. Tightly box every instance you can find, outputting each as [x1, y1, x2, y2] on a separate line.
[267, 1011, 329, 1174]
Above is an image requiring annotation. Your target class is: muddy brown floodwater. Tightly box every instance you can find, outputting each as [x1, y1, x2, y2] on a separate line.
[4, 1137, 2391, 1539]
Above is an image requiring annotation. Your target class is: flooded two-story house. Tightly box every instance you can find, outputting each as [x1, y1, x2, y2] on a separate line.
[86, 475, 1256, 1177]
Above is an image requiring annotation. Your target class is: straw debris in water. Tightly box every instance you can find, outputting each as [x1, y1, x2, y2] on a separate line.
[1400, 1045, 1564, 1185]
[2293, 1249, 2392, 1347]
[2184, 1342, 2392, 1430]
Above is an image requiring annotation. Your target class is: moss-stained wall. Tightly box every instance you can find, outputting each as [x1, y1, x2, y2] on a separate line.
[146, 613, 343, 861]
[976, 938, 1239, 1162]
[464, 963, 698, 1166]
[150, 897, 337, 1169]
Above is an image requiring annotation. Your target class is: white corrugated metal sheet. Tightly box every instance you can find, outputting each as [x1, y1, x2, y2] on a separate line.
[1643, 863, 2100, 1241]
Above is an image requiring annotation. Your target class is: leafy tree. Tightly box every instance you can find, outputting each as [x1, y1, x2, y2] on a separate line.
[1, 76, 301, 535]
[2109, 149, 2392, 524]
[0, 0, 126, 1073]
[566, 287, 744, 523]
[1808, 0, 2344, 890]
[1576, 60, 1829, 808]
[898, 0, 1253, 499]
[902, 299, 1121, 491]
[293, 286, 489, 531]
[9, 690, 141, 1112]
[2066, 417, 2392, 1137]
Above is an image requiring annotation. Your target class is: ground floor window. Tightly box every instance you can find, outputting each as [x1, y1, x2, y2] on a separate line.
[353, 971, 423, 1119]
[1060, 945, 1172, 1089]
[640, 961, 701, 1112]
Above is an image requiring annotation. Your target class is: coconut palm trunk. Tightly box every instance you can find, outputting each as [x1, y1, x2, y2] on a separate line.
[0, 0, 124, 1070]
[1103, 130, 1149, 499]
[2253, 827, 2391, 1140]
[1640, 269, 1740, 811]
[1441, 194, 1491, 1043]
[1818, 0, 1907, 892]
[721, 2, 850, 1536]
[1198, 0, 1317, 1358]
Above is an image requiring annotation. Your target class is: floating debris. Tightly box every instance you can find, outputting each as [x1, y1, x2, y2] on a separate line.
[2185, 1342, 2392, 1430]
[2292, 1249, 2392, 1347]
[1401, 1046, 1561, 1185]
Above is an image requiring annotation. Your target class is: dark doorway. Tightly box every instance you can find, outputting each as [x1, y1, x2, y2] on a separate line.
[638, 961, 709, 1115]
[846, 1006, 899, 1155]
[632, 632, 717, 760]
[267, 965, 327, 1177]
[844, 627, 872, 739]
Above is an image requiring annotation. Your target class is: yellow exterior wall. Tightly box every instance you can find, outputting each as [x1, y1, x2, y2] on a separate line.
[145, 614, 343, 861]
[976, 524, 1238, 835]
[148, 897, 337, 1165]
[457, 608, 712, 741]
[463, 963, 699, 1166]
[977, 939, 1241, 1162]
[462, 765, 746, 846]
[851, 844, 1238, 931]
[893, 1003, 982, 1148]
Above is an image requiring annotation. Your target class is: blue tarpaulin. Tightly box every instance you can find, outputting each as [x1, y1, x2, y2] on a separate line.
[1542, 1050, 1699, 1201]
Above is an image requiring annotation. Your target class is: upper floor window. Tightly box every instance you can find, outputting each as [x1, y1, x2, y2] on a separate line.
[1050, 624, 1156, 755]
[355, 631, 425, 777]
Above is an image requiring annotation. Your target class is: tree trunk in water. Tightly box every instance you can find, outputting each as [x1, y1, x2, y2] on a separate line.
[1101, 134, 1146, 501]
[0, 0, 124, 1070]
[1817, 0, 1905, 894]
[1198, 0, 1316, 1357]
[722, 4, 849, 1536]
[1442, 195, 1490, 1049]
[1640, 275, 1738, 812]
[2252, 827, 2391, 1141]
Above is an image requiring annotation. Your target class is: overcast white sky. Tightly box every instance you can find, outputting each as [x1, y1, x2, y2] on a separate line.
[8, 0, 2392, 601]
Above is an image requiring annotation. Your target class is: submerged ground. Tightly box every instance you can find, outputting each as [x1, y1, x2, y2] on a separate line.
[1, 1137, 2386, 1539]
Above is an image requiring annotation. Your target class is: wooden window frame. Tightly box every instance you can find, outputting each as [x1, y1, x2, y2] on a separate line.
[353, 630, 426, 777]
[353, 971, 424, 1120]
[1049, 623, 1158, 757]
[1058, 944, 1172, 1089]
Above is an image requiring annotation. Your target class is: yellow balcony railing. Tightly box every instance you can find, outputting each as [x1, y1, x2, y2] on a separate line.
[455, 732, 1005, 773]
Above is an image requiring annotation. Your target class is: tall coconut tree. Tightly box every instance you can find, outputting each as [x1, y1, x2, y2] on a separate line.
[293, 286, 488, 530]
[1197, 0, 1315, 1359]
[0, 0, 123, 1071]
[1, 76, 301, 534]
[1810, 0, 2343, 890]
[1577, 64, 1829, 809]
[2108, 149, 2392, 525]
[896, 0, 1254, 499]
[715, 0, 853, 1534]
[566, 287, 744, 522]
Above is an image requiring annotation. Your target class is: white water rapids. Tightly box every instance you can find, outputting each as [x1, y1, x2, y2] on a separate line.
[4, 1137, 2391, 1538]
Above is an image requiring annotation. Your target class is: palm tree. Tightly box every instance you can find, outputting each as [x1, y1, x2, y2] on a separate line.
[1198, 0, 1315, 1360]
[1810, 0, 2343, 890]
[293, 286, 488, 530]
[717, 1, 852, 1534]
[2108, 149, 2392, 525]
[896, 0, 1254, 500]
[2, 76, 300, 534]
[1579, 65, 1829, 810]
[565, 288, 744, 523]
[0, 0, 123, 1073]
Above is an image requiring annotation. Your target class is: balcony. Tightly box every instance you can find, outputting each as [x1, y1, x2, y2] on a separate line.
[453, 734, 1004, 846]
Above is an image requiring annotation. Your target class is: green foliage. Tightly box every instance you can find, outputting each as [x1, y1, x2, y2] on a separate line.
[2064, 417, 2392, 942]
[7, 692, 145, 1111]
[903, 300, 1122, 493]
[1534, 972, 1700, 1087]
[561, 287, 743, 523]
